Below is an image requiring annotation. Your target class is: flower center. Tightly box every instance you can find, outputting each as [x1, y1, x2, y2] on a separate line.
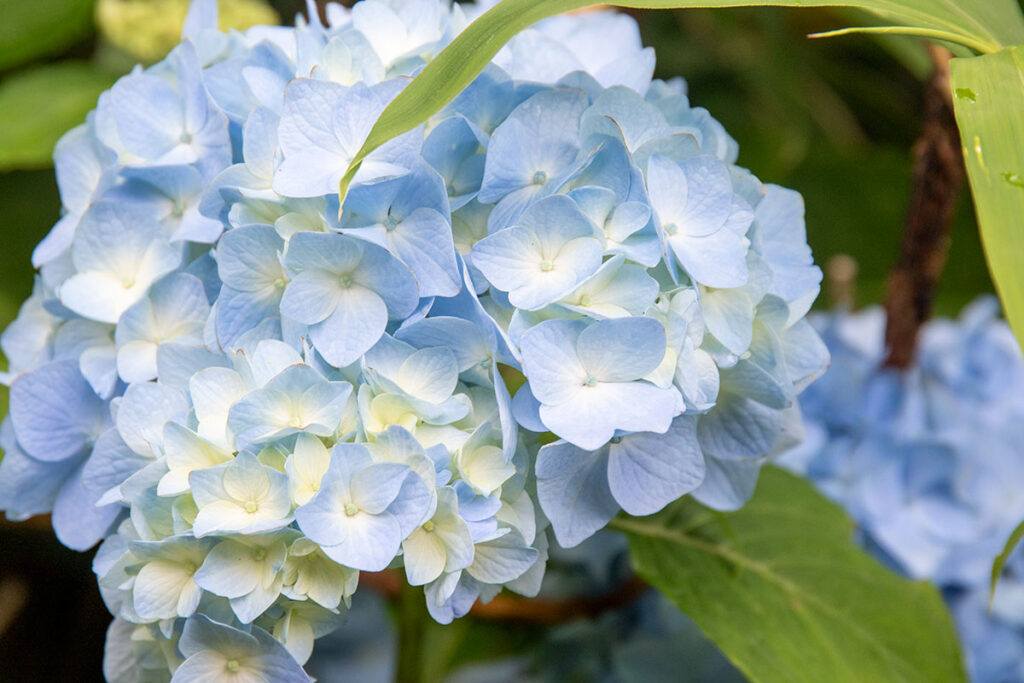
[171, 200, 185, 217]
[339, 274, 354, 288]
[578, 294, 592, 306]
[663, 222, 678, 236]
[423, 520, 436, 532]
[252, 548, 266, 561]
[539, 260, 554, 272]
[344, 503, 359, 517]
[610, 436, 623, 444]
[243, 500, 259, 514]
[584, 373, 598, 387]
[180, 131, 193, 144]
[226, 660, 241, 673]
[383, 215, 399, 232]
[531, 170, 547, 185]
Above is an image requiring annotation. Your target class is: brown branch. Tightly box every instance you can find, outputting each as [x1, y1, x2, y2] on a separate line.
[883, 45, 964, 368]
[358, 569, 648, 624]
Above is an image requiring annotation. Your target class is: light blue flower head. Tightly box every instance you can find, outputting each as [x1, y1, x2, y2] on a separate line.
[0, 0, 827, 675]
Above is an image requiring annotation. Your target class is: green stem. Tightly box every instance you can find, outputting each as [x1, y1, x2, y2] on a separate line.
[395, 580, 427, 683]
[808, 26, 995, 56]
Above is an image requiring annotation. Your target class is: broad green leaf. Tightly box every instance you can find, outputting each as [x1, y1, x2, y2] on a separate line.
[951, 47, 1024, 350]
[0, 62, 118, 171]
[0, 0, 96, 72]
[338, 0, 1024, 199]
[610, 467, 965, 683]
[990, 519, 1024, 604]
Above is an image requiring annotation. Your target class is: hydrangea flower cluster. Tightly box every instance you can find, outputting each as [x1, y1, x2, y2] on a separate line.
[781, 297, 1024, 683]
[0, 0, 827, 678]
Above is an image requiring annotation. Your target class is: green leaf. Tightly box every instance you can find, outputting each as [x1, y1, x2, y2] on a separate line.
[0, 62, 118, 171]
[990, 519, 1024, 605]
[951, 47, 1024, 350]
[0, 0, 96, 72]
[337, 0, 1024, 200]
[610, 467, 965, 683]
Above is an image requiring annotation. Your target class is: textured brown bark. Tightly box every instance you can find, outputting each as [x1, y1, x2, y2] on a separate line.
[883, 46, 964, 368]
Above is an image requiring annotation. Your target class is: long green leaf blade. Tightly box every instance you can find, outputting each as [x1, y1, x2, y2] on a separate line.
[611, 467, 965, 683]
[990, 518, 1024, 604]
[951, 47, 1024, 348]
[338, 0, 1024, 198]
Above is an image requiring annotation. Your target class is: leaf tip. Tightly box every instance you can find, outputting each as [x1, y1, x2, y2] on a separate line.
[337, 161, 361, 218]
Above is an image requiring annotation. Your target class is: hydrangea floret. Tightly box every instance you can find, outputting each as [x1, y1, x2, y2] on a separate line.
[0, 0, 828, 678]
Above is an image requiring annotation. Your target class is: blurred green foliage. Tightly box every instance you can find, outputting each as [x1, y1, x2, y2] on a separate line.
[0, 0, 96, 71]
[0, 63, 118, 171]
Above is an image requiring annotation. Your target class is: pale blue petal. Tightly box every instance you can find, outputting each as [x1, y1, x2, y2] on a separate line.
[670, 223, 750, 289]
[279, 270, 342, 325]
[697, 392, 782, 460]
[535, 440, 617, 548]
[575, 317, 666, 382]
[510, 382, 545, 433]
[0, 437, 75, 520]
[310, 286, 388, 367]
[81, 428, 149, 503]
[702, 287, 756, 356]
[350, 462, 410, 514]
[395, 316, 490, 374]
[387, 471, 434, 537]
[397, 347, 459, 404]
[519, 318, 587, 405]
[691, 455, 761, 511]
[349, 242, 420, 318]
[540, 382, 681, 451]
[108, 72, 183, 159]
[580, 86, 670, 152]
[479, 89, 588, 204]
[285, 231, 362, 275]
[323, 511, 403, 572]
[10, 359, 107, 462]
[215, 285, 282, 348]
[216, 225, 285, 292]
[466, 530, 538, 584]
[52, 463, 120, 550]
[377, 208, 461, 297]
[179, 614, 259, 658]
[607, 415, 705, 515]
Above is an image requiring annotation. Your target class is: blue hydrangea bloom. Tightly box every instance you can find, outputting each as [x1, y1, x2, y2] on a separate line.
[780, 297, 1024, 683]
[0, 0, 826, 676]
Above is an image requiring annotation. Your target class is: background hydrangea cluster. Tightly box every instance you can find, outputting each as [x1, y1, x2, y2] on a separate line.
[0, 0, 827, 678]
[782, 297, 1024, 683]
